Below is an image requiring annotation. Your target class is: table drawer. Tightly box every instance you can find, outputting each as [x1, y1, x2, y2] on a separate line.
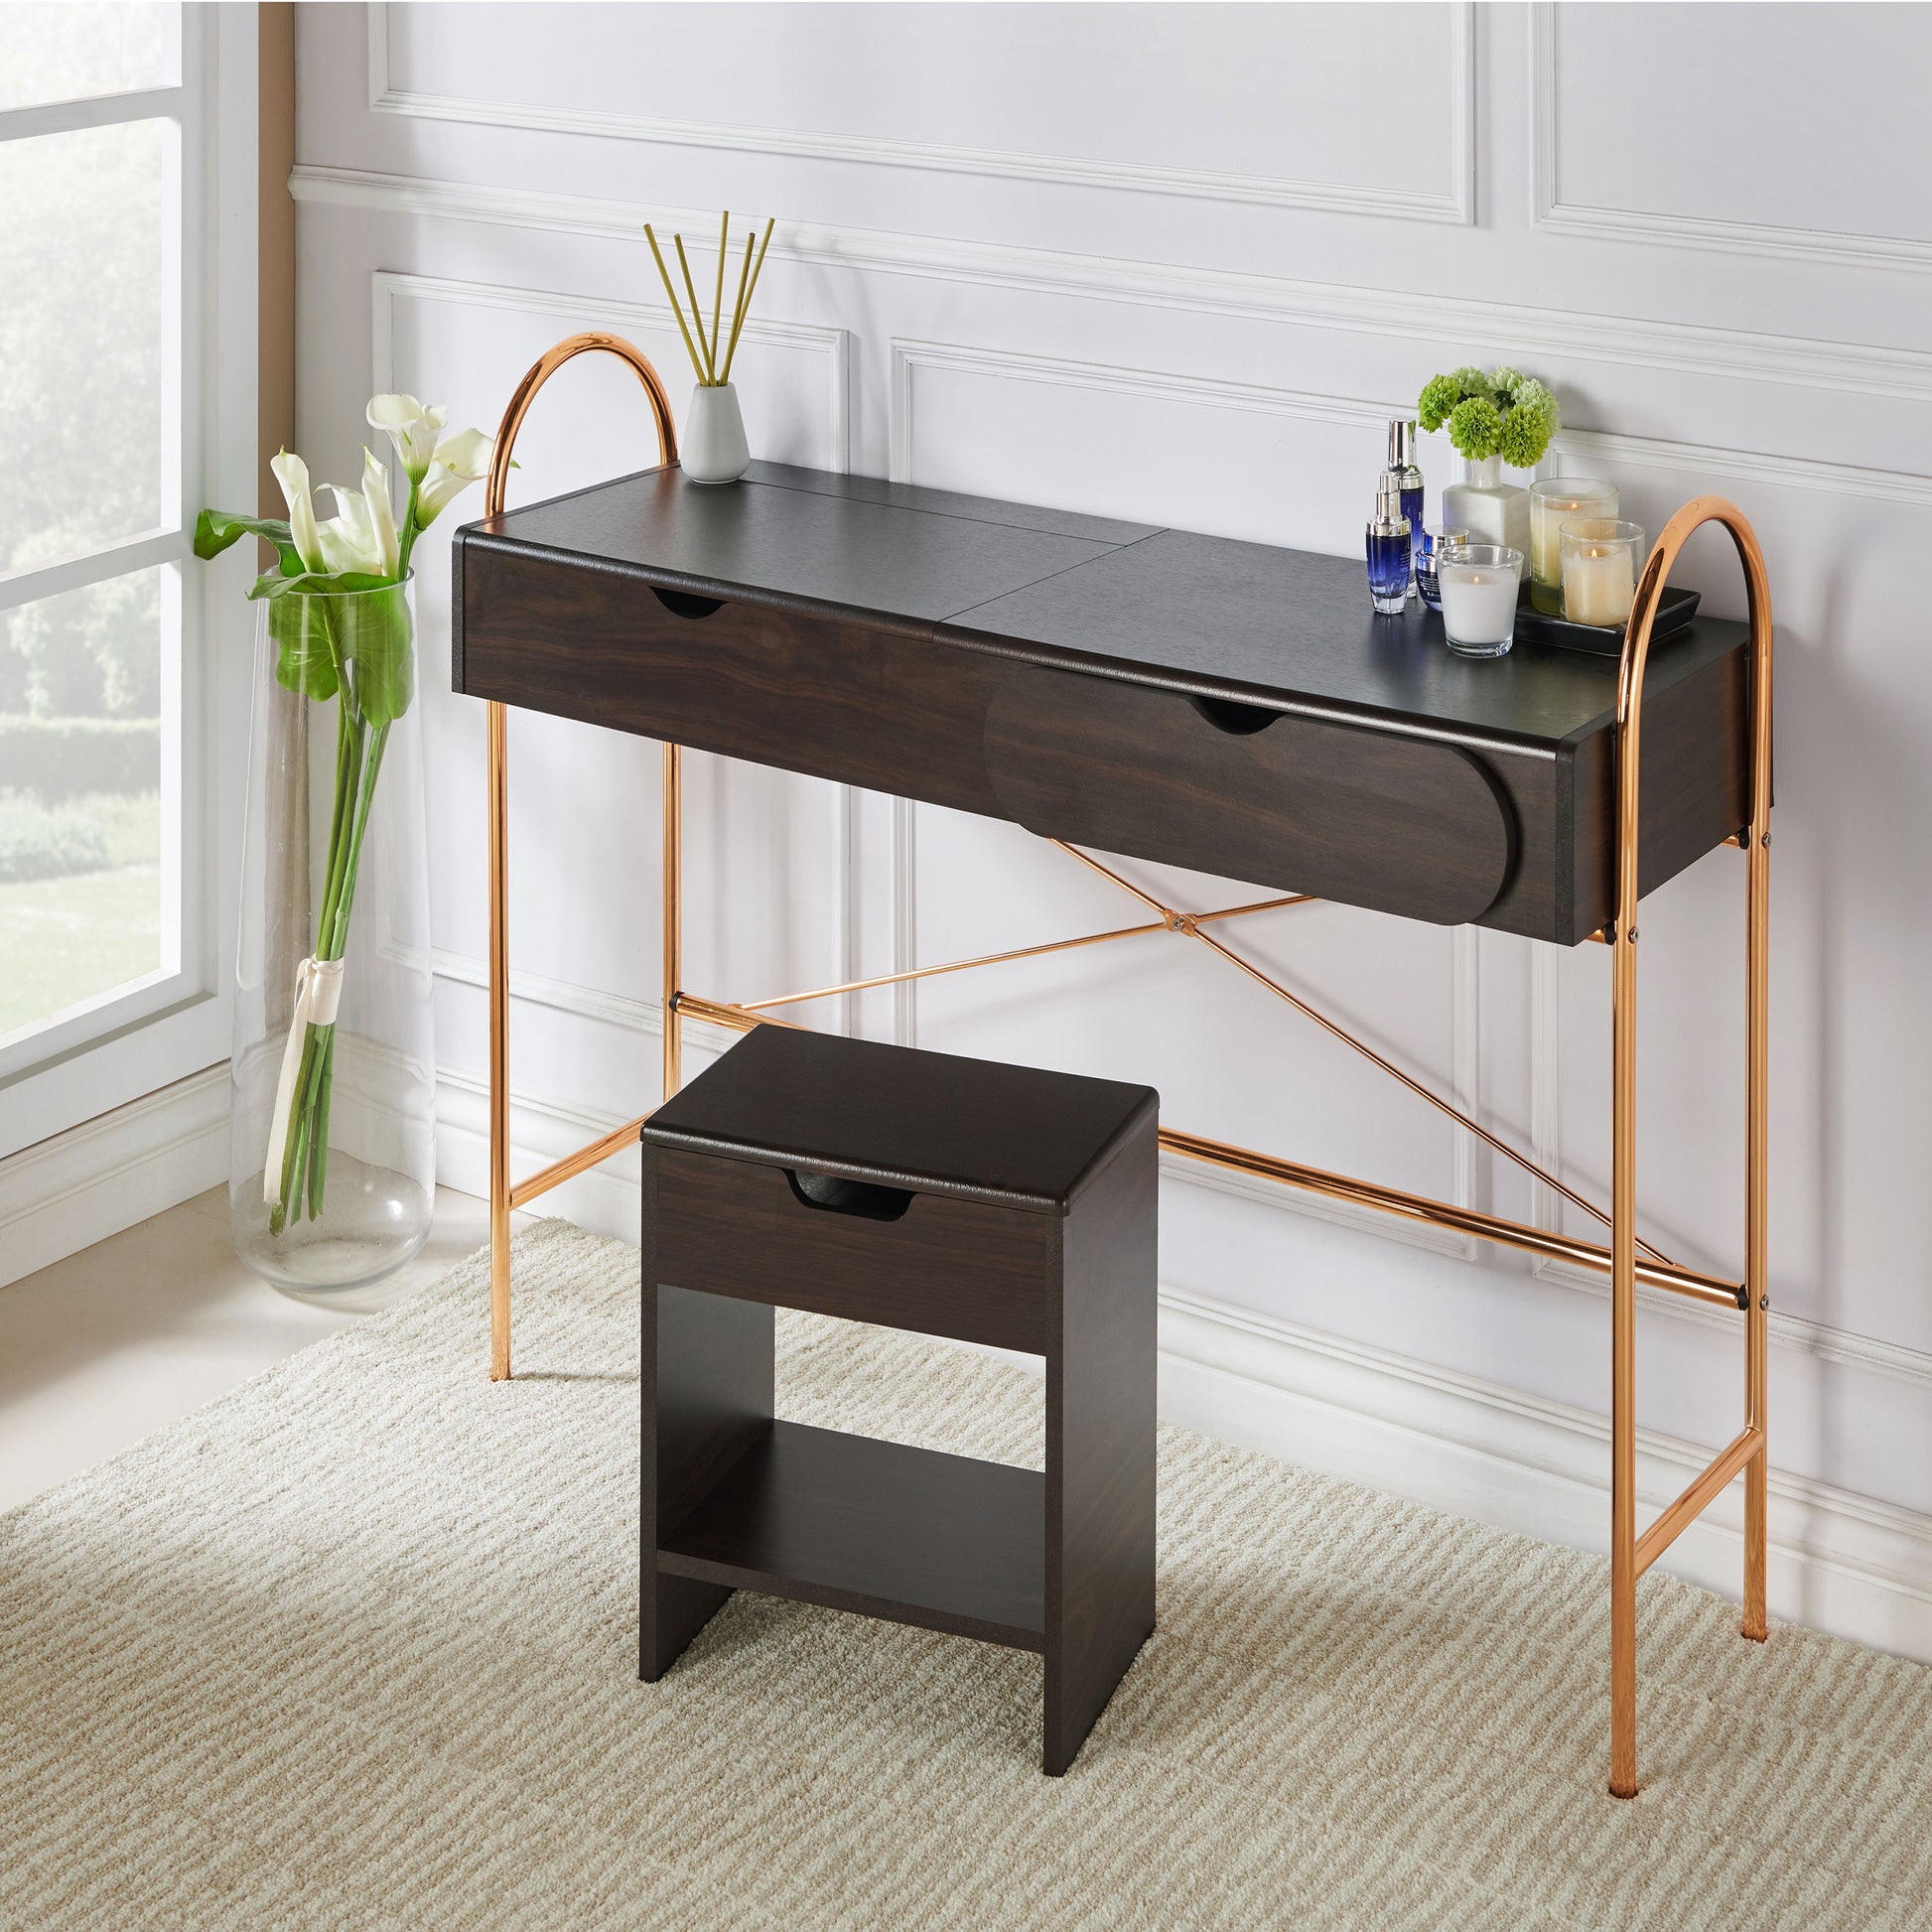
[982, 663, 1515, 925]
[648, 1146, 1050, 1354]
[458, 541, 1006, 819]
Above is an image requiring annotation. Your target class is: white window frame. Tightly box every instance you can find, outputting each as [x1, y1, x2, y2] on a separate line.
[0, 3, 257, 1163]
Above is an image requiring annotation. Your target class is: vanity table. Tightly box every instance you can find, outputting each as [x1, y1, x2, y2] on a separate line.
[456, 335, 1773, 1799]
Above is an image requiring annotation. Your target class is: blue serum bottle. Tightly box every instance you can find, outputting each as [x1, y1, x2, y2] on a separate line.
[1366, 476, 1412, 615]
[1385, 418, 1424, 597]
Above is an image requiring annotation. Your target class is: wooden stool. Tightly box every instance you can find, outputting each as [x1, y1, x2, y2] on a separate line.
[639, 1024, 1158, 1774]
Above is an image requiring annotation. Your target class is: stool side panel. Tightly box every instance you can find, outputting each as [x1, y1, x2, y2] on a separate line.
[655, 1148, 1050, 1354]
[642, 1150, 776, 1680]
[1045, 1117, 1160, 1775]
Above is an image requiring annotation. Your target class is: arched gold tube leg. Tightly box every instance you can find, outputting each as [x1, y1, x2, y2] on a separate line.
[487, 700, 512, 1382]
[1606, 494, 1774, 1797]
[663, 742, 682, 1100]
[480, 331, 678, 1380]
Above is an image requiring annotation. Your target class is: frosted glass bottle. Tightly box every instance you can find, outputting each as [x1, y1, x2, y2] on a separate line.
[1441, 457, 1530, 580]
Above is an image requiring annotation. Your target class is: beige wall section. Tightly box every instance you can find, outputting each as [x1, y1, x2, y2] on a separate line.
[258, 2, 295, 516]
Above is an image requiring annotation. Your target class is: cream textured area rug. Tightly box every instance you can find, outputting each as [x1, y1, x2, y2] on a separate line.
[3, 1222, 1929, 1930]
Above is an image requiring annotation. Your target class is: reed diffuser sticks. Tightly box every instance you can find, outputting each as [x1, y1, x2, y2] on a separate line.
[644, 212, 774, 387]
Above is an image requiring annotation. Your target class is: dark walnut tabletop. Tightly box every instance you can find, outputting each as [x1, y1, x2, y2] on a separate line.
[455, 463, 1754, 945]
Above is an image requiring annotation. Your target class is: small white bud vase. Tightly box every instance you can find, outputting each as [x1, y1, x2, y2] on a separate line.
[681, 382, 751, 484]
[1441, 456, 1531, 581]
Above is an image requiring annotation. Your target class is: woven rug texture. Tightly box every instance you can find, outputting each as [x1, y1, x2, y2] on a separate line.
[2, 1219, 1929, 1930]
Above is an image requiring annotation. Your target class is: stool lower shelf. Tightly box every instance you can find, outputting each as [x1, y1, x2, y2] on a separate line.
[658, 1419, 1046, 1652]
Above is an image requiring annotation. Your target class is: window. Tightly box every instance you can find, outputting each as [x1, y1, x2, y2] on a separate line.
[0, 5, 255, 1160]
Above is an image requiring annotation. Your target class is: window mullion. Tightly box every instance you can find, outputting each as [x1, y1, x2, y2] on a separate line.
[0, 530, 187, 617]
[0, 86, 185, 147]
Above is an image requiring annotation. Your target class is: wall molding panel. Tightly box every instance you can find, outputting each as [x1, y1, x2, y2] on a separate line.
[1529, 2, 1932, 274]
[292, 163, 1932, 409]
[365, 2, 1476, 226]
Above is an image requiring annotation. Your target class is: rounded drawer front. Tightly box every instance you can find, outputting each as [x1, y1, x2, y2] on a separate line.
[982, 664, 1515, 925]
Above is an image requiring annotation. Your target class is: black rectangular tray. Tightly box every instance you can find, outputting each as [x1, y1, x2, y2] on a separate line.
[1514, 582, 1701, 656]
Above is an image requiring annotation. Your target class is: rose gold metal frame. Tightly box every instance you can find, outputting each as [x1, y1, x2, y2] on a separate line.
[483, 335, 677, 1381]
[478, 335, 1770, 1797]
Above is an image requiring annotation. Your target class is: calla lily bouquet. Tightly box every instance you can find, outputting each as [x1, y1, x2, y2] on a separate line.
[197, 396, 493, 1232]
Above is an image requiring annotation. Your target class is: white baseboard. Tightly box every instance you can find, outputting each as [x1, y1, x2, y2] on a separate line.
[1159, 1285, 1932, 1666]
[0, 1064, 229, 1291]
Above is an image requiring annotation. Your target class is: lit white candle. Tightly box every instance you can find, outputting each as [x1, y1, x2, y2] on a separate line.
[1529, 480, 1615, 615]
[1563, 542, 1636, 627]
[1439, 562, 1519, 649]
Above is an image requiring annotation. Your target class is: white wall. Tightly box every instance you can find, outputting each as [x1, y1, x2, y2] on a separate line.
[294, 2, 1932, 1653]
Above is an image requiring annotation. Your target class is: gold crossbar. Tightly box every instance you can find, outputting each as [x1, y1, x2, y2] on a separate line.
[737, 895, 1315, 1014]
[1634, 1425, 1765, 1576]
[507, 1116, 649, 1211]
[1158, 1129, 1745, 1311]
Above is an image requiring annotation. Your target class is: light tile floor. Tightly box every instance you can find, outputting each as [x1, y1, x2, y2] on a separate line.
[0, 1185, 508, 1513]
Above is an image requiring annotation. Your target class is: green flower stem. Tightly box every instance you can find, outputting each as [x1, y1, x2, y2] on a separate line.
[306, 1028, 336, 1217]
[301, 721, 387, 1220]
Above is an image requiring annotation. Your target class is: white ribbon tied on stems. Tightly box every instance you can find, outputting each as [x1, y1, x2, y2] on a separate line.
[263, 955, 346, 1204]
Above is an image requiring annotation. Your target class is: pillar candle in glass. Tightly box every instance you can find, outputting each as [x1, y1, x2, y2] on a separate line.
[1559, 518, 1646, 628]
[1437, 543, 1523, 658]
[1529, 478, 1617, 615]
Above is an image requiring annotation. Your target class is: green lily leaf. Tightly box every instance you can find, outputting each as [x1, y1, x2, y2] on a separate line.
[248, 568, 393, 602]
[268, 592, 341, 702]
[197, 508, 303, 576]
[339, 582, 414, 727]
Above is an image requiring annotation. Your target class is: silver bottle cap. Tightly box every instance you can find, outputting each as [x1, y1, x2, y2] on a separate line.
[1387, 417, 1417, 469]
[1369, 474, 1410, 536]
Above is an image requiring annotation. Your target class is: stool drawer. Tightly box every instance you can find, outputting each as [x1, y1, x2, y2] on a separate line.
[649, 1148, 1050, 1354]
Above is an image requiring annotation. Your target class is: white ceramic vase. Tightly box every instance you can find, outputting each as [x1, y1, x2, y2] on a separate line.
[682, 382, 751, 484]
[1441, 456, 1531, 579]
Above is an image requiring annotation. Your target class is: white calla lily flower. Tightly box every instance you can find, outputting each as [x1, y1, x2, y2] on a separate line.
[360, 447, 401, 578]
[315, 485, 385, 578]
[270, 449, 327, 573]
[416, 426, 495, 524]
[367, 393, 449, 484]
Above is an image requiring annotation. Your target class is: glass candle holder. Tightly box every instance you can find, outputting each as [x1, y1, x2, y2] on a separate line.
[1416, 524, 1474, 612]
[1530, 479, 1617, 615]
[1559, 518, 1646, 628]
[1437, 544, 1523, 657]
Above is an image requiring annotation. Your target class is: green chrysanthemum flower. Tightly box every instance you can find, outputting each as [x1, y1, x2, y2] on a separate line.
[1416, 363, 1561, 469]
[1446, 395, 1504, 463]
[1497, 377, 1560, 469]
[1418, 373, 1462, 434]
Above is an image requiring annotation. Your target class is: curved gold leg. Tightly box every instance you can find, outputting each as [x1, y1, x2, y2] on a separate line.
[482, 335, 678, 1381]
[1607, 495, 1774, 1797]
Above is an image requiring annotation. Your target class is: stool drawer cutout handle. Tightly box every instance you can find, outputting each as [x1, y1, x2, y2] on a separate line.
[785, 1169, 915, 1222]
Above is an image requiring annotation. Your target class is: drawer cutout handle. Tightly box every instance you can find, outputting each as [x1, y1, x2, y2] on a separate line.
[785, 1169, 914, 1222]
[1186, 693, 1280, 737]
[651, 586, 725, 621]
